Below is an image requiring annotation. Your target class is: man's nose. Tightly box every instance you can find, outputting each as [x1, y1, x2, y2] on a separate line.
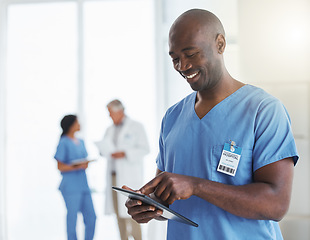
[175, 58, 192, 71]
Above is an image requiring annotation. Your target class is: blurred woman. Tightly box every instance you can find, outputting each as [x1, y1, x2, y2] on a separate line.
[54, 114, 96, 240]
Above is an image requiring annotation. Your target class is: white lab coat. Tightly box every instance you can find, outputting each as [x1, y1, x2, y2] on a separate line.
[97, 117, 150, 218]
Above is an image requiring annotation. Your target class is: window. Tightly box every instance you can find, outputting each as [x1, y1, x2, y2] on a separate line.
[4, 0, 156, 239]
[6, 2, 78, 239]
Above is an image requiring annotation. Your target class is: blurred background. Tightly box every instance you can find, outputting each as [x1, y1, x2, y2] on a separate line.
[0, 0, 309, 239]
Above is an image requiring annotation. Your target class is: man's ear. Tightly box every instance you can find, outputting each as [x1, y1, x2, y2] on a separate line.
[216, 34, 226, 54]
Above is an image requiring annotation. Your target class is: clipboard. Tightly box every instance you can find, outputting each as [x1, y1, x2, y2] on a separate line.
[112, 186, 198, 227]
[70, 158, 96, 166]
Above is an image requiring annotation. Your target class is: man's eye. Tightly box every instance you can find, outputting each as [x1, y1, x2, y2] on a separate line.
[187, 52, 197, 58]
[172, 58, 179, 63]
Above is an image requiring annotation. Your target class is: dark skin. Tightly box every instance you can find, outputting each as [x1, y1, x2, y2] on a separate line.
[124, 9, 294, 224]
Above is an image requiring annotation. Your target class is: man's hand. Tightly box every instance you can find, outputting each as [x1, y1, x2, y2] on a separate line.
[111, 151, 126, 159]
[140, 172, 198, 205]
[123, 185, 163, 224]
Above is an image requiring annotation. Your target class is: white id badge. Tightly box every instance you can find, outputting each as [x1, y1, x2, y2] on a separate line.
[217, 142, 242, 176]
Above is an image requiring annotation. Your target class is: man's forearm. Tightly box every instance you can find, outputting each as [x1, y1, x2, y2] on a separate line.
[194, 179, 287, 221]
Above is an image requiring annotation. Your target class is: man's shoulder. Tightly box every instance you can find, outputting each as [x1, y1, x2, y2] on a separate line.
[241, 84, 280, 106]
[165, 92, 195, 116]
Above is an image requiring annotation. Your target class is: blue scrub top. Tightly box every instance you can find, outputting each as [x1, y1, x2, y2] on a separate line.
[156, 85, 299, 240]
[54, 136, 90, 194]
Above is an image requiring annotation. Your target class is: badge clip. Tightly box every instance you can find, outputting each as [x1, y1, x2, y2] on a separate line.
[229, 140, 236, 152]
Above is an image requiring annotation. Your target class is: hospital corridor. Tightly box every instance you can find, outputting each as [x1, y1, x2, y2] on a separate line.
[0, 0, 310, 239]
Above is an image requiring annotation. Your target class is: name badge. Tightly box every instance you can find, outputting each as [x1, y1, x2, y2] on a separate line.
[217, 142, 242, 176]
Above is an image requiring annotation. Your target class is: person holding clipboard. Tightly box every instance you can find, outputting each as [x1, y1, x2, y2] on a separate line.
[54, 114, 96, 240]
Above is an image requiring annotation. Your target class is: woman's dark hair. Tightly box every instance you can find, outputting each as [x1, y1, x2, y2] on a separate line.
[60, 114, 77, 137]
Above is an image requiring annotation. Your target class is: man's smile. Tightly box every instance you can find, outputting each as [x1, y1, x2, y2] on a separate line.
[182, 71, 199, 79]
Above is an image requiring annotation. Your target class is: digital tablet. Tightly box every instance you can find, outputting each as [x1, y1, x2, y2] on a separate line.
[112, 186, 198, 227]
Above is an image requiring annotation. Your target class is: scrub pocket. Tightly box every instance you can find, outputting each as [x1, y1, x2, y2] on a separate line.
[211, 145, 253, 185]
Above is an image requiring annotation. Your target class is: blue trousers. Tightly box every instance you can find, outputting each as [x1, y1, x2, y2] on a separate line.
[61, 191, 96, 240]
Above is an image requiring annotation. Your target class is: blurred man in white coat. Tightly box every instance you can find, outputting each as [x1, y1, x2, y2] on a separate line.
[98, 99, 150, 240]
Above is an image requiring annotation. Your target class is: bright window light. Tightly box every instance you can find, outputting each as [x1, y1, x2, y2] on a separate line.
[5, 0, 156, 239]
[6, 2, 77, 239]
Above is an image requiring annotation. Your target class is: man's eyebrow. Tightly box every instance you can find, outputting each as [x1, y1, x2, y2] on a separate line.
[169, 47, 197, 55]
[182, 47, 197, 52]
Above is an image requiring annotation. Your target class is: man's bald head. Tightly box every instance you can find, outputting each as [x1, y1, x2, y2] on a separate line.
[168, 9, 228, 92]
[169, 9, 225, 42]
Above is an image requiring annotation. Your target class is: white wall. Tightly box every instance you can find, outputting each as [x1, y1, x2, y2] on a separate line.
[0, 1, 7, 239]
[239, 0, 310, 84]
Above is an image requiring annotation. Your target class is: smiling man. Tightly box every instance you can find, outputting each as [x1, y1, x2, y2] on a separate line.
[124, 9, 299, 240]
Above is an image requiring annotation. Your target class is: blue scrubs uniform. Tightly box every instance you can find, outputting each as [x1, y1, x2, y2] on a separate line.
[156, 85, 299, 240]
[55, 136, 96, 240]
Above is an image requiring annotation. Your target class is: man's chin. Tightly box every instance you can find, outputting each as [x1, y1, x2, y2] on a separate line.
[189, 83, 200, 91]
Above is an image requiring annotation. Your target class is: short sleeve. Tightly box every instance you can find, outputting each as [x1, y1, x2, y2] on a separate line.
[253, 98, 299, 171]
[54, 138, 68, 163]
[156, 115, 166, 172]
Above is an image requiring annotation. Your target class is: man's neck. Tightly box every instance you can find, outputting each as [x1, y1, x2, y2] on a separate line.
[115, 116, 126, 126]
[195, 77, 245, 119]
[197, 74, 244, 100]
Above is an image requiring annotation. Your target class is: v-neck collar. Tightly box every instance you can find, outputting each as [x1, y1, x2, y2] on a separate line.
[191, 84, 248, 121]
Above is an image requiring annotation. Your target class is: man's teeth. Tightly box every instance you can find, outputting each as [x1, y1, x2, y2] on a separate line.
[186, 72, 198, 79]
